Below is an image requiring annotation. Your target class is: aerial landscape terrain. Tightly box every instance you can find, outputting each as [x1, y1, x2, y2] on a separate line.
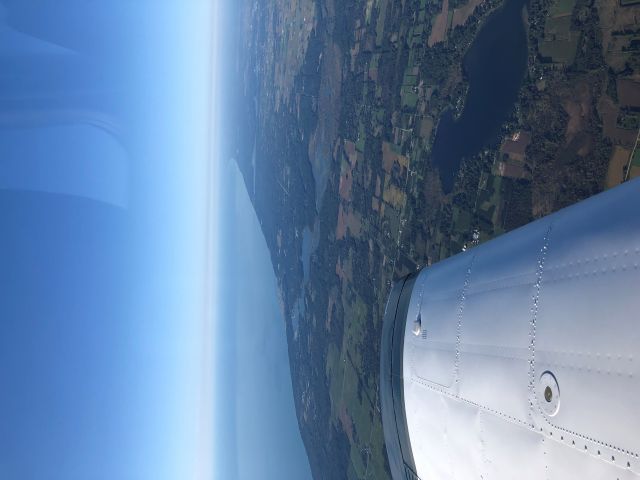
[227, 0, 640, 477]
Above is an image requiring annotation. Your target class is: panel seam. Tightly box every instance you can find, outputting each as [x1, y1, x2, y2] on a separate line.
[454, 255, 476, 387]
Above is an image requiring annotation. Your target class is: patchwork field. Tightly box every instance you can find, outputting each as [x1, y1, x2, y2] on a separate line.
[236, 0, 640, 477]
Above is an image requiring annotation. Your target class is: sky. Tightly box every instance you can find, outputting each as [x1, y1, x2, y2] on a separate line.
[0, 1, 311, 478]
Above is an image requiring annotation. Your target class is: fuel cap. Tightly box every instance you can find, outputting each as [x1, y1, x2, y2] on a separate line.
[538, 371, 560, 416]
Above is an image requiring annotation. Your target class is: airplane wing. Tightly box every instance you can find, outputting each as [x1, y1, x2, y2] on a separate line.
[382, 178, 640, 479]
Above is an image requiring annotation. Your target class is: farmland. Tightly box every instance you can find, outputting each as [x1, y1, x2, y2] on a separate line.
[231, 0, 640, 476]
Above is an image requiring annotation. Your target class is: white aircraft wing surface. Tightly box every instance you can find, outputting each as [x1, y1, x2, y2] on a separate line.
[381, 178, 640, 480]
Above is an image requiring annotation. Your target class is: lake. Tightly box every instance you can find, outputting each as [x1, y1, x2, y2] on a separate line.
[214, 161, 312, 480]
[431, 0, 529, 192]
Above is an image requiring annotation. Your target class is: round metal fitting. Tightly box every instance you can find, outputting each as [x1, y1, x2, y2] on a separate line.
[538, 371, 560, 417]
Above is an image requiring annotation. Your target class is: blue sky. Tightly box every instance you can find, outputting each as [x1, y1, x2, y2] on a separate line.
[0, 1, 310, 478]
[0, 2, 217, 478]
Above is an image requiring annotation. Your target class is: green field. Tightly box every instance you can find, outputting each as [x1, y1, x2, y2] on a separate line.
[540, 0, 579, 64]
[631, 146, 640, 167]
[326, 286, 388, 480]
[540, 15, 579, 64]
[549, 0, 576, 16]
